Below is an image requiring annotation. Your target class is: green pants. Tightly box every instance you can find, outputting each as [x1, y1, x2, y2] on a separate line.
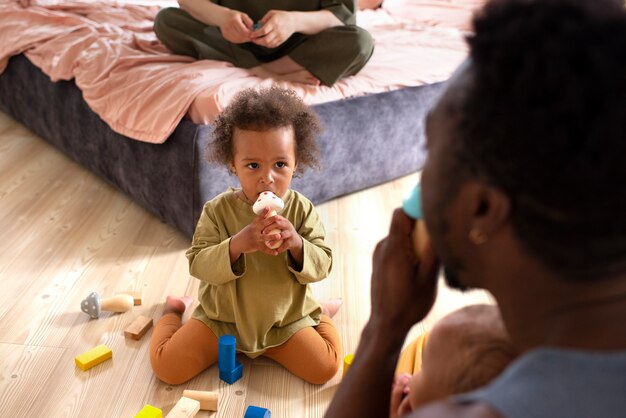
[153, 7, 374, 86]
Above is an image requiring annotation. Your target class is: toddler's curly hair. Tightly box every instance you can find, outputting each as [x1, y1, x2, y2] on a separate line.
[207, 87, 322, 175]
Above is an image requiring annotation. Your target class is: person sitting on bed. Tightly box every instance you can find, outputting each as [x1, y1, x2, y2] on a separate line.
[153, 0, 374, 87]
[390, 304, 517, 418]
[149, 86, 343, 385]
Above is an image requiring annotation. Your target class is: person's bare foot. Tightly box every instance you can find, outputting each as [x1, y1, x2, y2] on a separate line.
[249, 66, 321, 86]
[164, 295, 193, 316]
[321, 298, 343, 318]
[275, 69, 320, 86]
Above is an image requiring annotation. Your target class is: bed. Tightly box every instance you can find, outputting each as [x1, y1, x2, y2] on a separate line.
[0, 0, 478, 238]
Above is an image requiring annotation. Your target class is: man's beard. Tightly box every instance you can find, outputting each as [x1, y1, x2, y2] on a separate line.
[443, 264, 471, 291]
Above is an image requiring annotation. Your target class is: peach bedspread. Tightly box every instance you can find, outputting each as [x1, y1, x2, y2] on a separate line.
[0, 0, 478, 143]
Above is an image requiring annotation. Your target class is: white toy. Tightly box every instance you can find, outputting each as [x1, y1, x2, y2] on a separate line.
[81, 292, 134, 319]
[253, 191, 285, 249]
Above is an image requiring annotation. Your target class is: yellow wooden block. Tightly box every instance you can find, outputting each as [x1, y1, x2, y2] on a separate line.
[343, 353, 354, 377]
[75, 344, 112, 371]
[135, 404, 163, 418]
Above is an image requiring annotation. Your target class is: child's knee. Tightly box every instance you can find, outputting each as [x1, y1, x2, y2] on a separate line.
[304, 357, 341, 385]
[150, 354, 193, 385]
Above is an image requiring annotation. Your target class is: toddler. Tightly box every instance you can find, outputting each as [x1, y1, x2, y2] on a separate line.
[150, 87, 342, 385]
[390, 304, 517, 417]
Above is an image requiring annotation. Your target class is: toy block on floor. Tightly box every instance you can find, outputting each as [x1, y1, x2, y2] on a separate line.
[182, 390, 218, 411]
[75, 344, 112, 371]
[165, 397, 200, 418]
[219, 361, 243, 384]
[244, 405, 271, 418]
[218, 334, 242, 384]
[135, 404, 162, 418]
[117, 291, 143, 305]
[124, 315, 154, 340]
[343, 353, 354, 377]
[218, 334, 236, 370]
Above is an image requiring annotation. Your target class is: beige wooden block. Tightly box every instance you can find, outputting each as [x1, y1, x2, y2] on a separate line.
[182, 390, 218, 411]
[166, 397, 200, 418]
[117, 291, 143, 305]
[124, 315, 153, 340]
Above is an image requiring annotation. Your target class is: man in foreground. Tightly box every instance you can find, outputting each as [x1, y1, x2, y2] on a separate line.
[325, 0, 626, 416]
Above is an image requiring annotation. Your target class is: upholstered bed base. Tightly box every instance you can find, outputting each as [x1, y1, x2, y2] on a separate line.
[0, 54, 442, 237]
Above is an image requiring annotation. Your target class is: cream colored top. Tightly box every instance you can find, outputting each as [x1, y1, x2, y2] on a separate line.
[186, 188, 332, 357]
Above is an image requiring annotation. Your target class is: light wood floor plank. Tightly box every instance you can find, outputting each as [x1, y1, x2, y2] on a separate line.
[0, 342, 68, 417]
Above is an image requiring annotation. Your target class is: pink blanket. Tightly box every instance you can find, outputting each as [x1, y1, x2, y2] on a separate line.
[0, 0, 472, 143]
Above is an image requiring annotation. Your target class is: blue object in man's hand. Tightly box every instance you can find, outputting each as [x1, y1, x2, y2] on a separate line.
[403, 183, 423, 220]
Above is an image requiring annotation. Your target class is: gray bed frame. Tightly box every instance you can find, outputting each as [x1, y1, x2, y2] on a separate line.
[0, 54, 442, 238]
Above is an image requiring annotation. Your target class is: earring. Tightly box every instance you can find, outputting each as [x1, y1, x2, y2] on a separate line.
[469, 228, 487, 245]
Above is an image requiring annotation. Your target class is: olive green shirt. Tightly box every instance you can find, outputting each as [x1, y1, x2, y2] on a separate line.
[186, 188, 332, 357]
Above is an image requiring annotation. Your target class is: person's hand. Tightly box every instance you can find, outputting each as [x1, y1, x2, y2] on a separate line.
[217, 9, 254, 44]
[232, 207, 283, 256]
[250, 10, 297, 48]
[390, 373, 414, 418]
[261, 213, 301, 255]
[370, 208, 440, 334]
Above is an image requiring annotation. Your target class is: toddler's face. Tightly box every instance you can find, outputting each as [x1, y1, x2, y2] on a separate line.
[231, 126, 297, 202]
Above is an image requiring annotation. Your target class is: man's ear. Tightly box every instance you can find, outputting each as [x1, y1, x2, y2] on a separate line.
[465, 181, 511, 240]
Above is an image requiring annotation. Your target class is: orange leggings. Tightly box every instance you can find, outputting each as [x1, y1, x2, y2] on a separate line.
[150, 313, 342, 385]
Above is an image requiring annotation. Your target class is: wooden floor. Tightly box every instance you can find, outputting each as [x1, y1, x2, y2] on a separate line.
[0, 110, 492, 417]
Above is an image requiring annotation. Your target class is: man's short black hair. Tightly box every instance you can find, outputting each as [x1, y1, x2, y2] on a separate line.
[456, 0, 626, 279]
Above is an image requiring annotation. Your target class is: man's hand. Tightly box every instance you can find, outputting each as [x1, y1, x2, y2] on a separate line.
[370, 208, 440, 334]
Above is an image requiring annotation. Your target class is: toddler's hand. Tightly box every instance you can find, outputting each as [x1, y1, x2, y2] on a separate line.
[390, 374, 413, 418]
[250, 10, 296, 48]
[218, 9, 254, 44]
[261, 214, 300, 254]
[233, 207, 284, 256]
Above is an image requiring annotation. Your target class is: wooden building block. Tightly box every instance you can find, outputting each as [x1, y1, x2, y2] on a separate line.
[135, 404, 163, 418]
[343, 353, 354, 377]
[244, 405, 271, 418]
[117, 291, 143, 305]
[219, 360, 243, 384]
[75, 344, 112, 371]
[124, 315, 154, 340]
[182, 390, 218, 411]
[166, 397, 200, 418]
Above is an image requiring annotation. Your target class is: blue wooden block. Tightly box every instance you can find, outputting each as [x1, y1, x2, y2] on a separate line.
[244, 405, 271, 418]
[219, 360, 243, 384]
[218, 334, 236, 372]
